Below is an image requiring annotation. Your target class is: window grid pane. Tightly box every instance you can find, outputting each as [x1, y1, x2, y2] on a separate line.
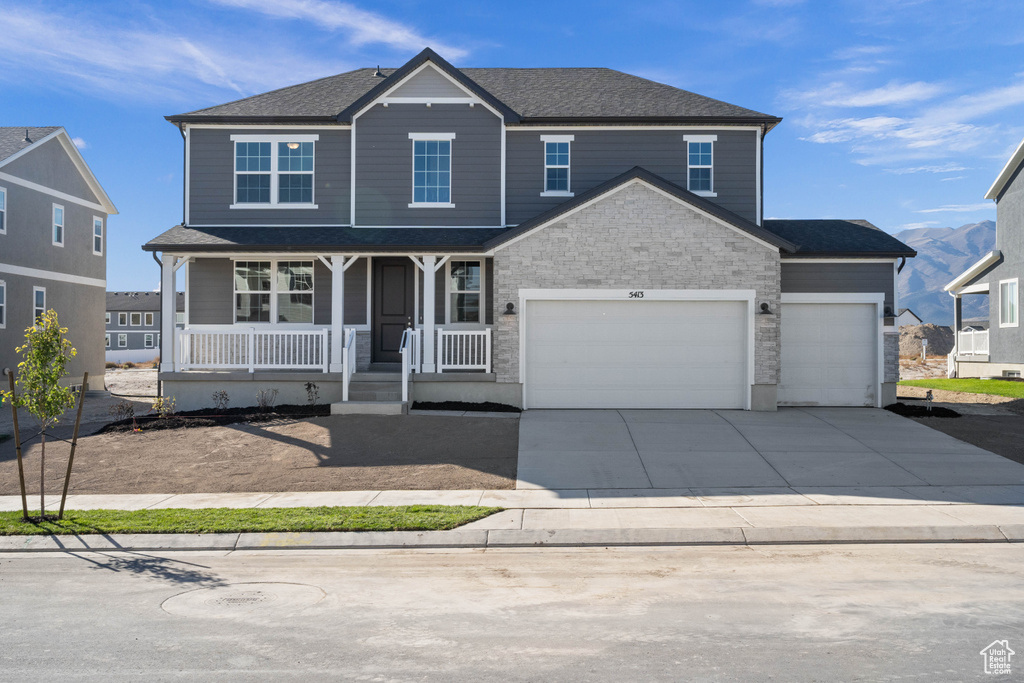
[276, 261, 314, 323]
[449, 261, 481, 323]
[689, 167, 711, 192]
[413, 140, 451, 203]
[544, 142, 570, 192]
[278, 174, 313, 203]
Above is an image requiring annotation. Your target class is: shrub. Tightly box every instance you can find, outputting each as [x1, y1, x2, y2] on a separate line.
[211, 390, 230, 411]
[108, 400, 135, 422]
[105, 361, 118, 369]
[122, 361, 136, 369]
[256, 388, 278, 413]
[151, 395, 176, 418]
[305, 382, 319, 405]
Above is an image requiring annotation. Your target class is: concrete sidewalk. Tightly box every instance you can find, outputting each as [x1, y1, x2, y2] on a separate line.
[2, 485, 1024, 551]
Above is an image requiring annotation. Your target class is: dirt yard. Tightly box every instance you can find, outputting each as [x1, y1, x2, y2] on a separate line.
[899, 357, 948, 380]
[0, 414, 519, 495]
[105, 368, 158, 398]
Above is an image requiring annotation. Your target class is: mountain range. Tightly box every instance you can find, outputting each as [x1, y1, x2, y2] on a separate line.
[894, 220, 995, 326]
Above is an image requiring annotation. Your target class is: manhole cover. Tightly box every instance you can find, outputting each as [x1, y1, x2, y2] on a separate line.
[162, 582, 325, 618]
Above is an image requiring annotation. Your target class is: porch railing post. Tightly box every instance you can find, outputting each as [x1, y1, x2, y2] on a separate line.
[486, 327, 492, 374]
[322, 328, 329, 373]
[248, 327, 255, 373]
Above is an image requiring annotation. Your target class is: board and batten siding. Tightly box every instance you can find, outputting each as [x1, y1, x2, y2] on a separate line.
[187, 127, 351, 226]
[781, 261, 895, 310]
[187, 257, 368, 326]
[505, 128, 757, 226]
[354, 103, 501, 226]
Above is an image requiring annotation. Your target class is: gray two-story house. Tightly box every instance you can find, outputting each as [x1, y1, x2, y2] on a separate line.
[945, 135, 1024, 378]
[1, 127, 116, 390]
[106, 291, 184, 364]
[144, 49, 914, 411]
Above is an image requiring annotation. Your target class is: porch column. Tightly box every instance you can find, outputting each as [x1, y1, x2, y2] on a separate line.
[159, 254, 176, 372]
[953, 293, 962, 351]
[329, 255, 346, 373]
[422, 255, 437, 373]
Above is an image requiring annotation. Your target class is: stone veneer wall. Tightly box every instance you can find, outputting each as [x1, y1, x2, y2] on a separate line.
[491, 182, 782, 385]
[884, 332, 900, 383]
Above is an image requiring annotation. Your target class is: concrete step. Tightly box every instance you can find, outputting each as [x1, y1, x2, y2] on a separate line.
[331, 401, 407, 415]
[351, 372, 402, 382]
[348, 381, 401, 392]
[348, 391, 403, 402]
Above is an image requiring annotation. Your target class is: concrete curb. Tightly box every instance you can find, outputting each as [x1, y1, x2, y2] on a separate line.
[1, 524, 1022, 552]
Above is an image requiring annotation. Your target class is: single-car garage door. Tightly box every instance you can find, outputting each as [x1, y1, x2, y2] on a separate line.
[779, 302, 878, 407]
[524, 299, 749, 409]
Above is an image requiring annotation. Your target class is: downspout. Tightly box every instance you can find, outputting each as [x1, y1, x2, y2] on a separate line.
[153, 252, 164, 397]
[176, 122, 186, 226]
[897, 256, 906, 273]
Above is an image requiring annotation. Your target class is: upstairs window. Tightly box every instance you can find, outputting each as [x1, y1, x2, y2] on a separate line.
[105, 312, 111, 324]
[0, 187, 6, 234]
[231, 135, 318, 208]
[145, 312, 154, 326]
[130, 312, 142, 326]
[541, 135, 574, 197]
[33, 287, 45, 321]
[409, 133, 454, 207]
[685, 135, 716, 196]
[93, 216, 103, 255]
[1000, 279, 1019, 327]
[449, 260, 482, 324]
[52, 204, 64, 246]
[118, 312, 127, 326]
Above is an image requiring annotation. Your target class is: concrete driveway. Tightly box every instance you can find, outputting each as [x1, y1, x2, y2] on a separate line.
[516, 407, 1024, 490]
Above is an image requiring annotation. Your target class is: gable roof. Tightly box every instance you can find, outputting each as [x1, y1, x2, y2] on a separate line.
[761, 219, 916, 258]
[107, 291, 184, 312]
[0, 126, 117, 214]
[167, 48, 781, 128]
[985, 134, 1024, 200]
[484, 167, 797, 252]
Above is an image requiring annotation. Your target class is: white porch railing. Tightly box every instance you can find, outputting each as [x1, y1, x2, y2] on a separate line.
[341, 328, 356, 401]
[399, 327, 421, 403]
[177, 327, 330, 372]
[436, 328, 491, 373]
[957, 329, 989, 356]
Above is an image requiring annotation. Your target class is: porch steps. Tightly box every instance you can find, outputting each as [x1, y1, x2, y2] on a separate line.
[331, 401, 406, 416]
[331, 371, 406, 414]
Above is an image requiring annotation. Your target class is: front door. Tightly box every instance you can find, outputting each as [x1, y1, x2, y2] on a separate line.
[372, 258, 415, 363]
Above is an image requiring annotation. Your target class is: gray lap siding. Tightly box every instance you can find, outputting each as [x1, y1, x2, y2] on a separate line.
[781, 262, 895, 311]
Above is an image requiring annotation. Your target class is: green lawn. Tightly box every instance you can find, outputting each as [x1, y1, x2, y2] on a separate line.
[898, 378, 1024, 399]
[0, 505, 500, 536]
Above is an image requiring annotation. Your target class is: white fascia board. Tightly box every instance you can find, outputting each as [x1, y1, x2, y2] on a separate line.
[959, 282, 990, 294]
[0, 262, 106, 288]
[505, 125, 763, 132]
[944, 250, 1002, 292]
[353, 62, 503, 121]
[186, 124, 350, 129]
[986, 135, 1024, 200]
[783, 258, 899, 264]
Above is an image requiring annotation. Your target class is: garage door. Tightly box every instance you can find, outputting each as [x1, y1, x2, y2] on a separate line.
[779, 302, 878, 407]
[524, 299, 748, 409]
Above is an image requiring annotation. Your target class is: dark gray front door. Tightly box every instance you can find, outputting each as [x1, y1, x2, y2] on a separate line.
[372, 258, 414, 363]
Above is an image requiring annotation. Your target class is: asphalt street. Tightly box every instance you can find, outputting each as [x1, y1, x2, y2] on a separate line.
[1, 544, 1022, 681]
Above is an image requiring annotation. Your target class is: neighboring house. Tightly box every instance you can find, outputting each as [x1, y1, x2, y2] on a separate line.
[945, 135, 1024, 378]
[105, 291, 184, 363]
[0, 127, 117, 391]
[143, 48, 914, 411]
[897, 308, 922, 327]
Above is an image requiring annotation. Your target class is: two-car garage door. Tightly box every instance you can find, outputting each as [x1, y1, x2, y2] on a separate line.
[524, 299, 749, 409]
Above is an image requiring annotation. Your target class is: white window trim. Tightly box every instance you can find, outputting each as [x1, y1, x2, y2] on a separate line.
[409, 133, 456, 208]
[0, 279, 5, 329]
[92, 215, 103, 255]
[0, 186, 6, 235]
[445, 259, 487, 328]
[118, 312, 127, 326]
[52, 203, 64, 247]
[1000, 278, 1019, 328]
[541, 135, 574, 198]
[33, 286, 45, 320]
[684, 134, 717, 197]
[144, 312, 154, 326]
[144, 333, 154, 348]
[118, 333, 127, 348]
[130, 312, 142, 327]
[105, 333, 110, 348]
[232, 259, 316, 325]
[230, 134, 319, 210]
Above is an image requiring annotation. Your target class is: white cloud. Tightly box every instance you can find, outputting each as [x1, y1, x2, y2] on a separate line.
[894, 221, 939, 230]
[885, 162, 967, 175]
[916, 203, 995, 214]
[71, 137, 87, 150]
[787, 81, 944, 108]
[940, 176, 966, 181]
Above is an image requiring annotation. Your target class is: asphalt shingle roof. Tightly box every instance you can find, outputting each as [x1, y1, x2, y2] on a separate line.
[107, 292, 184, 312]
[763, 219, 917, 258]
[0, 127, 61, 163]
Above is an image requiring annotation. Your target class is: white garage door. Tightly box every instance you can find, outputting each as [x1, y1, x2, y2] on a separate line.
[779, 302, 878, 407]
[524, 299, 748, 409]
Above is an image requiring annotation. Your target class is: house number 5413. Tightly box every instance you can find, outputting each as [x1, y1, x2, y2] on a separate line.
[628, 291, 645, 298]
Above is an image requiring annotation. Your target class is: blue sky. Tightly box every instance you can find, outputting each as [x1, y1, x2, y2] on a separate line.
[1, 0, 1022, 290]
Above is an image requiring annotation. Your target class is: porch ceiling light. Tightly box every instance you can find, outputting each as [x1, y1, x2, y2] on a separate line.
[286, 142, 300, 149]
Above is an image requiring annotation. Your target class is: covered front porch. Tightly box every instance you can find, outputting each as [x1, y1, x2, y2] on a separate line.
[156, 252, 496, 406]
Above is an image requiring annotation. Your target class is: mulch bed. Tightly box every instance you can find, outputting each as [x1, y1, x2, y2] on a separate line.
[884, 402, 960, 418]
[411, 401, 521, 413]
[96, 404, 331, 433]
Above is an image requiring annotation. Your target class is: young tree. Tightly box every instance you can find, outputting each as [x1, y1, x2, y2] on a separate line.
[0, 310, 77, 519]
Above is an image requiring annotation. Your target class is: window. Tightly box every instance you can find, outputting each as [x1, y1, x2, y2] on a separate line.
[130, 312, 142, 326]
[409, 133, 455, 207]
[685, 135, 716, 196]
[234, 261, 272, 322]
[0, 186, 6, 234]
[276, 261, 313, 323]
[93, 216, 103, 255]
[144, 333, 154, 348]
[118, 333, 127, 348]
[105, 312, 111, 324]
[176, 312, 185, 325]
[52, 204, 64, 246]
[118, 312, 127, 326]
[449, 260, 482, 323]
[33, 287, 45, 321]
[231, 135, 318, 207]
[144, 312, 154, 327]
[541, 135, 573, 196]
[1000, 279, 1019, 327]
[105, 333, 110, 348]
[0, 280, 5, 329]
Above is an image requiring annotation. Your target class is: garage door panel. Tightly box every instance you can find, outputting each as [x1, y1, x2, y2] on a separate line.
[779, 302, 877, 407]
[525, 299, 748, 409]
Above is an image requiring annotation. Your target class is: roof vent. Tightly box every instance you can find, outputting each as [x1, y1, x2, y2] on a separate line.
[23, 128, 31, 143]
[373, 65, 385, 78]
